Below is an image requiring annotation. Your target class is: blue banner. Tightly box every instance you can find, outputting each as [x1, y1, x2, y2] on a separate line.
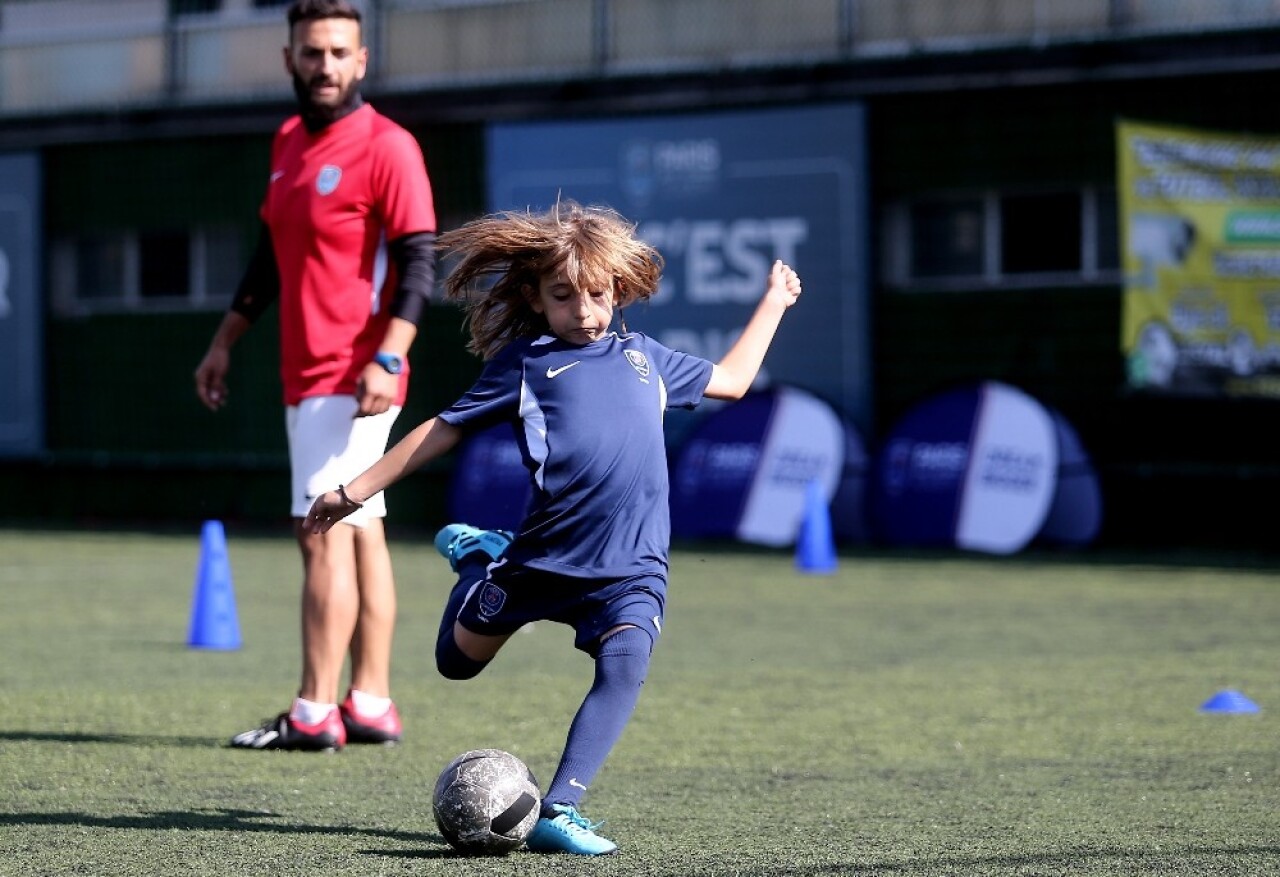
[870, 382, 1068, 555]
[487, 103, 871, 431]
[0, 152, 43, 457]
[670, 386, 867, 546]
[1037, 412, 1103, 547]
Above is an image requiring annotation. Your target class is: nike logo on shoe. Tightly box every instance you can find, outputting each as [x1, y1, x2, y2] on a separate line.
[546, 361, 581, 378]
[232, 727, 279, 748]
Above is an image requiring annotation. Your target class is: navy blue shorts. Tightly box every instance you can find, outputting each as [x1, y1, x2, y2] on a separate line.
[456, 561, 666, 655]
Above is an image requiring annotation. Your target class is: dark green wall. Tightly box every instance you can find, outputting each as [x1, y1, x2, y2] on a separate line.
[12, 125, 487, 530]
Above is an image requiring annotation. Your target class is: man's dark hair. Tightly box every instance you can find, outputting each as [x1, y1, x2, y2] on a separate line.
[288, 0, 362, 28]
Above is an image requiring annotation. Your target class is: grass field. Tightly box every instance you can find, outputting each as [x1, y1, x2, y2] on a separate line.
[1, 527, 1277, 876]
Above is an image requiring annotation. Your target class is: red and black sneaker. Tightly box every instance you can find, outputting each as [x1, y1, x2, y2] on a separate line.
[339, 692, 403, 745]
[229, 709, 346, 752]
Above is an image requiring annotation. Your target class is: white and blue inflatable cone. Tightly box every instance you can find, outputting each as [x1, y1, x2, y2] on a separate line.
[1199, 689, 1260, 714]
[795, 479, 838, 574]
[186, 520, 242, 650]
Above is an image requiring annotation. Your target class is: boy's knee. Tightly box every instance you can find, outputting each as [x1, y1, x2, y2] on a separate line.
[435, 630, 489, 680]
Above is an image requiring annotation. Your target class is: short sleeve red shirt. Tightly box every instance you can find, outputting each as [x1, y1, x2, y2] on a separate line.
[261, 103, 435, 405]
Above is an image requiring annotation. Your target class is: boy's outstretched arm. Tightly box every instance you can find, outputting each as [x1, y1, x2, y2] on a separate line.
[703, 259, 802, 401]
[304, 416, 463, 533]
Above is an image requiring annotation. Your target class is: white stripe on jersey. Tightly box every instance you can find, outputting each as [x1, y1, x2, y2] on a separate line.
[519, 380, 549, 490]
[371, 230, 388, 314]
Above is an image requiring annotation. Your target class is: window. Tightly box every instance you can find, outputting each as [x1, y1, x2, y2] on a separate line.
[999, 191, 1081, 274]
[51, 227, 242, 315]
[73, 235, 129, 302]
[1092, 188, 1120, 274]
[170, 0, 289, 16]
[884, 185, 1120, 290]
[139, 231, 191, 300]
[171, 0, 222, 14]
[909, 197, 985, 279]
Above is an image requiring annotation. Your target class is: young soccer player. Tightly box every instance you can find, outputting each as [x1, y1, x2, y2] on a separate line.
[304, 199, 802, 855]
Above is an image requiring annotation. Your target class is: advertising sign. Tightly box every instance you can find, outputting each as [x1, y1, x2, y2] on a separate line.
[0, 152, 43, 457]
[870, 382, 1063, 555]
[669, 386, 866, 547]
[1038, 412, 1103, 548]
[1119, 120, 1280, 398]
[487, 103, 871, 431]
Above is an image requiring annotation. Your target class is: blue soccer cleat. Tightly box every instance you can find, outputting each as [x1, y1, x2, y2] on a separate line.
[524, 804, 618, 856]
[433, 524, 512, 572]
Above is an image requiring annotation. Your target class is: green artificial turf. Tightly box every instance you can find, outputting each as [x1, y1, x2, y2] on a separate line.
[0, 528, 1276, 876]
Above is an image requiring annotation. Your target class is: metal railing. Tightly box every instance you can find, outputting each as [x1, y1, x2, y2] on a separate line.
[2, 0, 1279, 116]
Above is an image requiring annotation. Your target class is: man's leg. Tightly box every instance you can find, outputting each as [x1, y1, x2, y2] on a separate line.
[348, 517, 395, 698]
[297, 519, 360, 705]
[228, 518, 356, 752]
[230, 397, 387, 752]
[339, 516, 405, 743]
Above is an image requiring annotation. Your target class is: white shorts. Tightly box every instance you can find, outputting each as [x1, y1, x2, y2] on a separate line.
[286, 396, 401, 527]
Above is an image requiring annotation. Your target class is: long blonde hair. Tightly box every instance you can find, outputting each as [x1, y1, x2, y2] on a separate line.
[438, 200, 664, 360]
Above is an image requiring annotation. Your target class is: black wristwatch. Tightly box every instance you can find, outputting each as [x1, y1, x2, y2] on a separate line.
[373, 352, 404, 375]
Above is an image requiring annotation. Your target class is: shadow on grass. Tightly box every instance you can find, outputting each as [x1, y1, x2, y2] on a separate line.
[0, 730, 216, 748]
[0, 807, 437, 845]
[745, 845, 1280, 876]
[359, 847, 513, 861]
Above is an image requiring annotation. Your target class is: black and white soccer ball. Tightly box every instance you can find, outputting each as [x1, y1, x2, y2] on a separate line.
[432, 749, 541, 855]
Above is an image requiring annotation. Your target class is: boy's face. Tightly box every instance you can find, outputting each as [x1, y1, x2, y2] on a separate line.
[529, 270, 616, 344]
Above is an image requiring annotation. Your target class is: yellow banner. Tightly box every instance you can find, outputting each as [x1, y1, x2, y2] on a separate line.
[1119, 120, 1280, 398]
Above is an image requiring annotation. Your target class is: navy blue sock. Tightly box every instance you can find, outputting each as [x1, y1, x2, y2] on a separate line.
[542, 626, 652, 813]
[435, 572, 489, 680]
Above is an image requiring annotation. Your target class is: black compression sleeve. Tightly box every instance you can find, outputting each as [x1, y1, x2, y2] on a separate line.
[387, 231, 437, 327]
[229, 225, 280, 323]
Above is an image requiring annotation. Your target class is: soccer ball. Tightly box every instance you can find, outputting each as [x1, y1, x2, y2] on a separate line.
[432, 749, 542, 855]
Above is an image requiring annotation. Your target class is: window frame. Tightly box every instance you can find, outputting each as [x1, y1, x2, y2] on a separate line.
[50, 226, 241, 316]
[883, 184, 1121, 292]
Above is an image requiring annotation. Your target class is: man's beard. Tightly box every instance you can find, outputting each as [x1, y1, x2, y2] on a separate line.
[291, 71, 361, 128]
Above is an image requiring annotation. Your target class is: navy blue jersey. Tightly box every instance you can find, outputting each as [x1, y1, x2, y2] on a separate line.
[439, 332, 714, 578]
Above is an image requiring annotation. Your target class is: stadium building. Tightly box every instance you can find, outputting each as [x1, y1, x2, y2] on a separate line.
[1, 0, 1276, 551]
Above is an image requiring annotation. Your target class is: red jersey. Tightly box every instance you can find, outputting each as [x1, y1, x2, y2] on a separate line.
[261, 103, 435, 405]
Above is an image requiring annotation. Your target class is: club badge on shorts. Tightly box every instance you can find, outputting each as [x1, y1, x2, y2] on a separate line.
[477, 581, 508, 619]
[316, 164, 342, 195]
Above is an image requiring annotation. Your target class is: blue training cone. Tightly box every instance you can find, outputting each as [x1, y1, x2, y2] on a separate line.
[1199, 689, 1260, 714]
[795, 479, 838, 574]
[186, 520, 242, 650]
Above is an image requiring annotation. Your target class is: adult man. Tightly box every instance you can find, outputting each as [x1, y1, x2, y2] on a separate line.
[194, 0, 437, 752]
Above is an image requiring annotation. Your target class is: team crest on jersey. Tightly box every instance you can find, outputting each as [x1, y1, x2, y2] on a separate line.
[624, 349, 650, 379]
[477, 581, 508, 619]
[316, 164, 342, 195]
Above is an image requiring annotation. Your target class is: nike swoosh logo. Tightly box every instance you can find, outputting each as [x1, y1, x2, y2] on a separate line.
[546, 361, 582, 378]
[270, 170, 285, 183]
[569, 778, 588, 791]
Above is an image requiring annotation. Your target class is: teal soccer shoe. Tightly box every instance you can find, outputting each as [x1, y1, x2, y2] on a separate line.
[525, 804, 618, 856]
[433, 524, 512, 572]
